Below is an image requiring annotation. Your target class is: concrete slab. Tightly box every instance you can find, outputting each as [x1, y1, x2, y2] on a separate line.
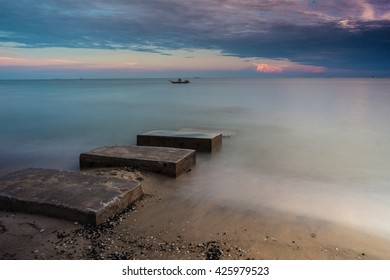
[137, 130, 222, 152]
[80, 145, 195, 177]
[0, 168, 143, 226]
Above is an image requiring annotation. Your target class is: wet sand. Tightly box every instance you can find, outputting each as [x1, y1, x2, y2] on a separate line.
[1, 167, 389, 260]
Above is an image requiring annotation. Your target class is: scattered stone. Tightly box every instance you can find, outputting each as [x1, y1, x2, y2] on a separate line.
[205, 242, 222, 260]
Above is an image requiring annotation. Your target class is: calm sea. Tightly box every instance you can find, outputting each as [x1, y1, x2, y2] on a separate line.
[1, 78, 390, 238]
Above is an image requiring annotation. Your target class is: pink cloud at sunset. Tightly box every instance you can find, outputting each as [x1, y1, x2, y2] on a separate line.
[255, 62, 326, 74]
[256, 63, 284, 73]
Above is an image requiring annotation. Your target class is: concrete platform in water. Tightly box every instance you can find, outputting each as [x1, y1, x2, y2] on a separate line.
[0, 168, 143, 226]
[137, 130, 222, 152]
[80, 145, 196, 177]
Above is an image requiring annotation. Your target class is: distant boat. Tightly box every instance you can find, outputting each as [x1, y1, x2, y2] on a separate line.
[170, 79, 190, 84]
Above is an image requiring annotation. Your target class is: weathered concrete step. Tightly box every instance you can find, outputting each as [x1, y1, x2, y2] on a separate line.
[80, 145, 196, 177]
[137, 130, 222, 152]
[0, 168, 143, 226]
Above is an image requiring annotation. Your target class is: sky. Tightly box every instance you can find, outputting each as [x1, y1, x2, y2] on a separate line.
[0, 0, 389, 79]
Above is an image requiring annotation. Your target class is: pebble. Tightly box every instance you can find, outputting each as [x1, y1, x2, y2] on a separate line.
[37, 199, 253, 260]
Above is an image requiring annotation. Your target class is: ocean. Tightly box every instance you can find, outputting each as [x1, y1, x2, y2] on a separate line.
[1, 78, 390, 238]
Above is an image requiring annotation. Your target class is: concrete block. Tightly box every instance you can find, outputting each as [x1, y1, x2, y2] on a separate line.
[0, 168, 143, 226]
[80, 145, 195, 177]
[137, 130, 222, 152]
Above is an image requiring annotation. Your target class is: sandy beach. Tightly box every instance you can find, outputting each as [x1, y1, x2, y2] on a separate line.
[1, 167, 389, 260]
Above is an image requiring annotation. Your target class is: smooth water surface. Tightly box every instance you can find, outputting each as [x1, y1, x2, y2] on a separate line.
[1, 78, 390, 238]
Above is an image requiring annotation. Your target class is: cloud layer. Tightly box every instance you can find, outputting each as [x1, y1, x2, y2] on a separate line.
[1, 0, 389, 74]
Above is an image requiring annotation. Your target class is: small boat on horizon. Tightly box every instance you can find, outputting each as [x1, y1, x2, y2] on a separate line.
[170, 78, 190, 84]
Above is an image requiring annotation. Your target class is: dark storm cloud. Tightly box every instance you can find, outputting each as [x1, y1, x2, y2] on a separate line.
[1, 0, 389, 72]
[220, 20, 390, 70]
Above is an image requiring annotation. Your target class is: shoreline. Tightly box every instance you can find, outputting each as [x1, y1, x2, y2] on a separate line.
[1, 167, 389, 260]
